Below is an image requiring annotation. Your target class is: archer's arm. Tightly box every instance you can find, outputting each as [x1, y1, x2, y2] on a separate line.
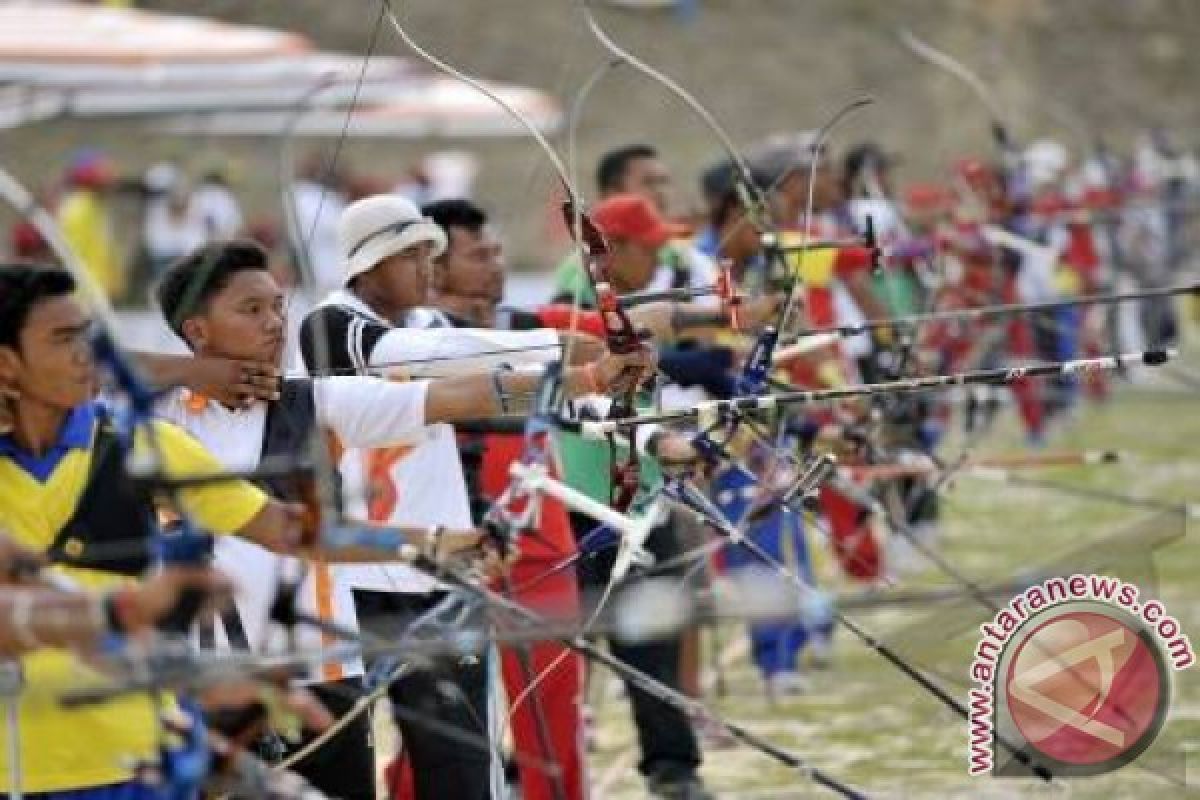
[0, 569, 229, 656]
[135, 352, 280, 408]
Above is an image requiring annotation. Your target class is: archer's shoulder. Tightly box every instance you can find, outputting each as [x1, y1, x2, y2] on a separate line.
[136, 418, 216, 463]
[552, 253, 585, 283]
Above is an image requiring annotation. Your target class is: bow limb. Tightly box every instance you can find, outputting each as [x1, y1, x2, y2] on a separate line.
[897, 28, 1013, 152]
[572, 3, 876, 386]
[376, 46, 577, 750]
[383, 0, 608, 411]
[380, 2, 597, 509]
[577, 0, 779, 258]
[574, 0, 785, 496]
[577, 0, 757, 198]
[277, 74, 340, 289]
[775, 95, 875, 335]
[383, 2, 576, 201]
[565, 57, 624, 199]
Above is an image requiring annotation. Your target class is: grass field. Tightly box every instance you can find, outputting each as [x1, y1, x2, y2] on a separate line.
[588, 355, 1200, 798]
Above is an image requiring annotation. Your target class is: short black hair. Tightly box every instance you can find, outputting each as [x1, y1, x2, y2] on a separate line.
[156, 240, 269, 342]
[422, 198, 488, 241]
[710, 189, 745, 230]
[0, 265, 76, 349]
[596, 144, 658, 194]
[701, 160, 744, 228]
[842, 142, 892, 197]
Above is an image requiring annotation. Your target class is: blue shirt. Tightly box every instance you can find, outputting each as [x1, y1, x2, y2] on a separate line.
[0, 402, 97, 482]
[695, 225, 720, 258]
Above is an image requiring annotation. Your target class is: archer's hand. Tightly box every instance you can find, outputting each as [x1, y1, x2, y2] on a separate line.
[115, 567, 233, 634]
[592, 345, 658, 393]
[653, 432, 700, 467]
[186, 357, 281, 409]
[626, 302, 676, 341]
[429, 528, 515, 579]
[737, 292, 785, 331]
[0, 533, 46, 585]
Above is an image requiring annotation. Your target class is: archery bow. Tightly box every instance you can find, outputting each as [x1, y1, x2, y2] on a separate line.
[386, 0, 655, 514]
[379, 6, 648, 792]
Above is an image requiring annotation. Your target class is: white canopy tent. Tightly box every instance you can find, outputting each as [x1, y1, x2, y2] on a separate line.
[0, 1, 562, 136]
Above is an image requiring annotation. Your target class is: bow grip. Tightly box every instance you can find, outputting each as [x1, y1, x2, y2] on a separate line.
[154, 522, 215, 634]
[735, 326, 779, 397]
[688, 432, 727, 467]
[864, 215, 884, 276]
[715, 264, 742, 331]
[595, 287, 643, 354]
[154, 524, 215, 567]
[482, 515, 518, 555]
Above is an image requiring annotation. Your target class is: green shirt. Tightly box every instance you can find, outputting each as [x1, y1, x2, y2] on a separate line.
[874, 270, 921, 316]
[553, 421, 664, 507]
[550, 253, 663, 505]
[551, 253, 596, 306]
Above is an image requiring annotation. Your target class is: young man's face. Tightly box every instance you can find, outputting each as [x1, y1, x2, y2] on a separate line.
[436, 226, 505, 308]
[183, 269, 286, 365]
[0, 295, 96, 412]
[609, 238, 660, 292]
[719, 208, 764, 264]
[364, 241, 436, 318]
[618, 157, 672, 214]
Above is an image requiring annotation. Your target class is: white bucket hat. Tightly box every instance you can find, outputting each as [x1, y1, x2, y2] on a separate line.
[338, 194, 447, 284]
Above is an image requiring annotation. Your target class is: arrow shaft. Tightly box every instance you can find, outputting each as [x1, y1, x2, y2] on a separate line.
[795, 282, 1200, 339]
[579, 349, 1174, 432]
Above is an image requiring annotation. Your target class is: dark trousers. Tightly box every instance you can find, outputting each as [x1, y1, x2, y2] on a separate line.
[354, 590, 493, 800]
[280, 678, 376, 800]
[570, 512, 702, 783]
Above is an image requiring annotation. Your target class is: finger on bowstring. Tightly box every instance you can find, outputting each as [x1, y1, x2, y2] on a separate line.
[237, 359, 280, 375]
[237, 370, 282, 401]
[242, 371, 283, 392]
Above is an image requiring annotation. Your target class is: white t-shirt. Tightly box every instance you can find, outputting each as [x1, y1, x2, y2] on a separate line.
[847, 197, 903, 243]
[156, 376, 429, 678]
[189, 183, 244, 240]
[300, 290, 561, 593]
[143, 199, 206, 266]
[647, 243, 722, 309]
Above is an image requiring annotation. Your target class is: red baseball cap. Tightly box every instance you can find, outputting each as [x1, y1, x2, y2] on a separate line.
[592, 194, 690, 248]
[66, 150, 117, 190]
